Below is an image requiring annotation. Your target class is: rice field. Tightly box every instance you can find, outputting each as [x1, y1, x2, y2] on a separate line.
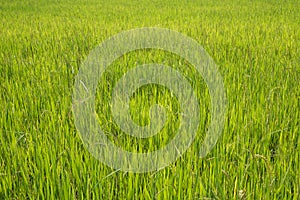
[0, 0, 299, 199]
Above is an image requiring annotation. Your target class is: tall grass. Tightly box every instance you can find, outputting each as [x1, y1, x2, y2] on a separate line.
[0, 0, 299, 199]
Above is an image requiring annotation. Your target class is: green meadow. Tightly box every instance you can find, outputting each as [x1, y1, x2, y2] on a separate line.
[0, 0, 299, 199]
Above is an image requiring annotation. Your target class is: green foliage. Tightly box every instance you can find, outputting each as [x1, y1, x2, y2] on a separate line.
[0, 0, 299, 199]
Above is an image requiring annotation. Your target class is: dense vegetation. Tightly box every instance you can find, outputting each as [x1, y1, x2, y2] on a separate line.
[0, 0, 299, 199]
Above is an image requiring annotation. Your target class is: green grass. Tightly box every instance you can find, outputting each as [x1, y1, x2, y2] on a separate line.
[0, 0, 299, 199]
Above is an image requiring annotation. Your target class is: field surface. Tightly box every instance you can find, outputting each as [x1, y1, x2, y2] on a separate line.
[0, 0, 299, 199]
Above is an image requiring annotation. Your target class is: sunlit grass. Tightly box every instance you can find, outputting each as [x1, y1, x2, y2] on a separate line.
[0, 0, 299, 199]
